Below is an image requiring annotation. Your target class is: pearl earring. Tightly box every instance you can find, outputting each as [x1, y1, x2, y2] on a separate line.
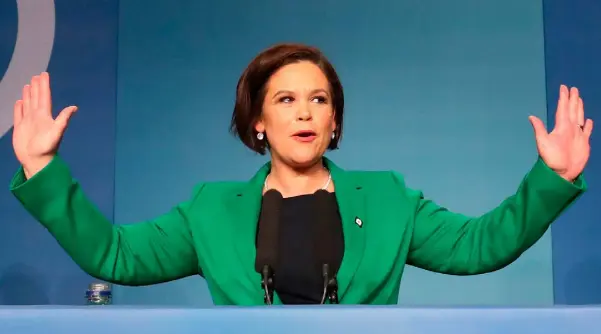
[331, 132, 335, 139]
[257, 132, 264, 140]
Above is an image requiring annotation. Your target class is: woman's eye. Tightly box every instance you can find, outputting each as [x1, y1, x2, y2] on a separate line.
[312, 96, 328, 104]
[278, 96, 327, 104]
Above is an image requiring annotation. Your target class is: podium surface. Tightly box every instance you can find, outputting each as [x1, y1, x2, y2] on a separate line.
[1, 305, 598, 333]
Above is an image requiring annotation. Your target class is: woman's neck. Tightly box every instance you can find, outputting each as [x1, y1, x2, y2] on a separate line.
[265, 158, 331, 197]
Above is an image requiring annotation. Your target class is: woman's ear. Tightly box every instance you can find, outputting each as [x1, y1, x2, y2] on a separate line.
[330, 113, 336, 133]
[255, 120, 265, 133]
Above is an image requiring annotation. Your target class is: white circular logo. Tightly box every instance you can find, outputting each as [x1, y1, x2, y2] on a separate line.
[0, 0, 55, 138]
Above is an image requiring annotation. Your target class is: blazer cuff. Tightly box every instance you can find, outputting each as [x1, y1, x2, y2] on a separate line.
[526, 157, 586, 203]
[10, 155, 74, 214]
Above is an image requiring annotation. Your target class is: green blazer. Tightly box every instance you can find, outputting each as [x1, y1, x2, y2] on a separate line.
[10, 155, 585, 305]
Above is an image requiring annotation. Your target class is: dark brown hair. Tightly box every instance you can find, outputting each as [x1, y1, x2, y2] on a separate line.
[229, 43, 345, 155]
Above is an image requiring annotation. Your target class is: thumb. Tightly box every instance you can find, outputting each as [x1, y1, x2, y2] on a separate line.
[529, 115, 548, 141]
[54, 106, 78, 130]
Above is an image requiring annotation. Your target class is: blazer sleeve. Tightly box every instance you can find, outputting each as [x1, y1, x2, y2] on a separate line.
[10, 155, 202, 286]
[398, 158, 586, 275]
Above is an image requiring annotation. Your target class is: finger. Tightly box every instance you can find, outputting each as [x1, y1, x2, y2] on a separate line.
[13, 100, 23, 126]
[555, 85, 570, 125]
[529, 115, 548, 140]
[577, 97, 585, 126]
[30, 75, 40, 110]
[22, 84, 31, 118]
[54, 106, 78, 130]
[583, 118, 593, 139]
[39, 72, 52, 114]
[568, 86, 579, 124]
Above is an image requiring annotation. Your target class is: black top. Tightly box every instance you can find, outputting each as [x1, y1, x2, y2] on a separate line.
[256, 191, 345, 304]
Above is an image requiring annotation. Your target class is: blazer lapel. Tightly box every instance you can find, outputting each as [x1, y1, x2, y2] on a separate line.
[229, 161, 276, 304]
[324, 157, 367, 302]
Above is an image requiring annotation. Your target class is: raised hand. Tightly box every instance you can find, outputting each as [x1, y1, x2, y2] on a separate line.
[12, 72, 78, 178]
[529, 85, 593, 182]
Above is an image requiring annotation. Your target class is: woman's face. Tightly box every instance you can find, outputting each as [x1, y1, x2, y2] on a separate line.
[255, 61, 336, 169]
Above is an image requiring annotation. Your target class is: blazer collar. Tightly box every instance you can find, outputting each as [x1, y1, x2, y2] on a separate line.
[231, 157, 367, 304]
[325, 159, 367, 301]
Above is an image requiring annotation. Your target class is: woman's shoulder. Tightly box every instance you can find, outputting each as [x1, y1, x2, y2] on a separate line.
[183, 160, 417, 206]
[323, 157, 409, 191]
[339, 169, 412, 195]
[187, 179, 250, 199]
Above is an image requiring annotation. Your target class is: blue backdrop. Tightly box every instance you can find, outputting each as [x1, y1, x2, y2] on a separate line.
[0, 0, 598, 306]
[543, 0, 601, 305]
[0, 0, 117, 304]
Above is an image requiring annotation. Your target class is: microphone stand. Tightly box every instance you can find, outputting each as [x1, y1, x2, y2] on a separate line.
[261, 265, 275, 305]
[327, 276, 339, 304]
[320, 264, 339, 304]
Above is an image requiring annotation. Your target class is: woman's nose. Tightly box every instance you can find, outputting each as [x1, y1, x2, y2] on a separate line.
[296, 105, 312, 121]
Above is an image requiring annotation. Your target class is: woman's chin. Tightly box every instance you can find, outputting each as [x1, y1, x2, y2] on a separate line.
[286, 154, 324, 169]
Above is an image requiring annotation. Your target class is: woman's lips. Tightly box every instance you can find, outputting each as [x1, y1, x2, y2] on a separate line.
[292, 130, 317, 142]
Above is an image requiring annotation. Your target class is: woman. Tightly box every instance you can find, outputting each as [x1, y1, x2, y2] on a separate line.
[10, 43, 593, 306]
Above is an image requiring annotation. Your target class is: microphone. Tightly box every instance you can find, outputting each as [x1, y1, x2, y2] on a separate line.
[255, 189, 283, 305]
[322, 264, 339, 304]
[313, 189, 341, 304]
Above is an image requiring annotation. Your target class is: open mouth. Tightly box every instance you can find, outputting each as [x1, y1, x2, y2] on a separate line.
[292, 130, 317, 142]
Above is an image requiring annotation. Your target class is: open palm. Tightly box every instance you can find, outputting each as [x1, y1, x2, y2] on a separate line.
[529, 85, 593, 182]
[12, 72, 77, 178]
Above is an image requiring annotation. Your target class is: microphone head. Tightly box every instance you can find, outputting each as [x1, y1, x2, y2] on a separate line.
[255, 189, 283, 273]
[312, 189, 342, 273]
[263, 188, 283, 200]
